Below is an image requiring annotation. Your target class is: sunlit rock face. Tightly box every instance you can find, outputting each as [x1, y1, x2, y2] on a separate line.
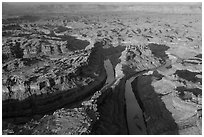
[125, 44, 162, 72]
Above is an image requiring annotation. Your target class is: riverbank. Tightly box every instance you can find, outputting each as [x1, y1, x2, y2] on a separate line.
[2, 44, 107, 124]
[91, 77, 128, 134]
[3, 57, 114, 135]
[90, 44, 128, 134]
[131, 69, 201, 134]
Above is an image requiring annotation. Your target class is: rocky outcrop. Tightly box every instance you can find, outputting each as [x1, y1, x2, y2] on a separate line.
[124, 44, 161, 73]
[2, 45, 107, 123]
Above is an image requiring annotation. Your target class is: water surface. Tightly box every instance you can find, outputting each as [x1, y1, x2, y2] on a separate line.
[125, 76, 147, 135]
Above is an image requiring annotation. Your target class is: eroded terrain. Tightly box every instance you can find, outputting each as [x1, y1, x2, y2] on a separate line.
[2, 3, 202, 135]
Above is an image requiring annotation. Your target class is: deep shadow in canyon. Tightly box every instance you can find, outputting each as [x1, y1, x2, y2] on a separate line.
[91, 79, 128, 135]
[131, 75, 179, 134]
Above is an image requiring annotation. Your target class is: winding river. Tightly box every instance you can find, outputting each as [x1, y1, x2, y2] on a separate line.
[125, 76, 147, 135]
[103, 57, 171, 135]
[103, 59, 147, 135]
[124, 59, 171, 134]
[104, 59, 115, 85]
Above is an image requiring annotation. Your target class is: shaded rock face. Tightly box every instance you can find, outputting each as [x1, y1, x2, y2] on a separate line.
[131, 67, 201, 134]
[195, 54, 202, 59]
[147, 43, 169, 63]
[132, 75, 179, 134]
[175, 70, 202, 84]
[91, 79, 128, 135]
[176, 86, 202, 102]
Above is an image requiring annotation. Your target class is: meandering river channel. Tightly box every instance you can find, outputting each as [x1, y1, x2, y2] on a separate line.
[103, 58, 147, 135]
[125, 76, 147, 135]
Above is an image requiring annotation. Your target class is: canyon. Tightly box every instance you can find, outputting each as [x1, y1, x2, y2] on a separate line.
[2, 2, 202, 135]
